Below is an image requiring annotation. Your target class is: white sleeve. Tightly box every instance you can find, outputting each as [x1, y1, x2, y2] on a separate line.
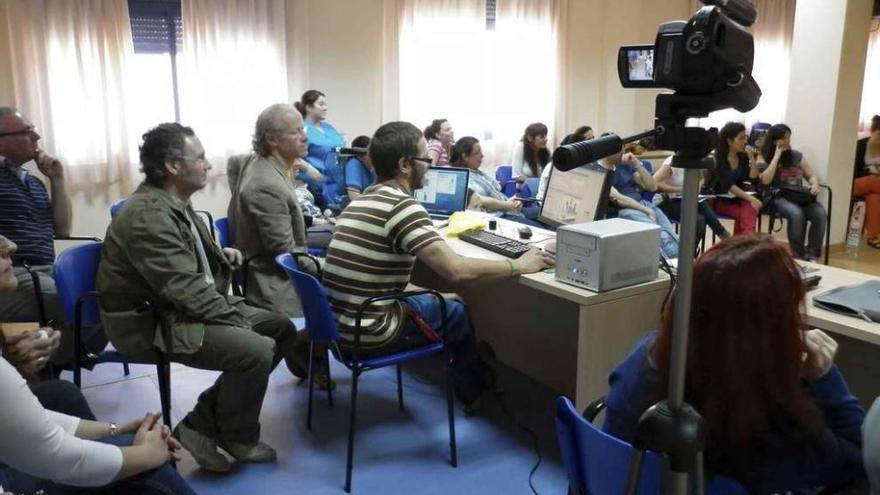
[510, 144, 525, 177]
[0, 360, 123, 486]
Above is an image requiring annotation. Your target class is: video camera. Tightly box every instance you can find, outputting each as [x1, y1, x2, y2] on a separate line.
[553, 0, 761, 170]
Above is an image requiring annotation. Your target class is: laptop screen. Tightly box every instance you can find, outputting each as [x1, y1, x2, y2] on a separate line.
[413, 167, 470, 216]
[538, 163, 612, 227]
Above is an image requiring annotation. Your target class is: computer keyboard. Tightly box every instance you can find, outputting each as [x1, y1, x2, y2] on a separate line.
[458, 229, 532, 258]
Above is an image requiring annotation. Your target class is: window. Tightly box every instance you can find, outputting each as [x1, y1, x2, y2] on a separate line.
[398, 0, 559, 169]
[127, 0, 181, 129]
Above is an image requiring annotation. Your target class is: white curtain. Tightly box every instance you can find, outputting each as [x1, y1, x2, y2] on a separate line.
[397, 0, 562, 171]
[178, 0, 290, 174]
[691, 0, 796, 129]
[5, 0, 137, 190]
[859, 20, 880, 134]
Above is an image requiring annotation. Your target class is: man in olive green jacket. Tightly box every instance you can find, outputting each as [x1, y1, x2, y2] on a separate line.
[96, 123, 296, 473]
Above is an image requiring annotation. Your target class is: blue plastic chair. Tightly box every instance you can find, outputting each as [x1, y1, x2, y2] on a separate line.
[53, 242, 174, 429]
[555, 396, 747, 495]
[275, 252, 457, 493]
[110, 198, 127, 218]
[495, 165, 517, 197]
[213, 217, 246, 297]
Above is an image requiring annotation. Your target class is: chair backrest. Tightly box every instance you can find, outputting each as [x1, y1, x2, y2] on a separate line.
[53, 242, 104, 327]
[110, 198, 127, 218]
[495, 164, 512, 183]
[275, 253, 341, 343]
[215, 217, 231, 249]
[555, 397, 747, 495]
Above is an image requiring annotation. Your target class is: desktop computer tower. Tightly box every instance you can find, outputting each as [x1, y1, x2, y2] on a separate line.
[555, 218, 661, 292]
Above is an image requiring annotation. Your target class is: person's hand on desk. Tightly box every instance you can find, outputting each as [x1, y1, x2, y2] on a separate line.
[515, 248, 554, 275]
[801, 329, 838, 382]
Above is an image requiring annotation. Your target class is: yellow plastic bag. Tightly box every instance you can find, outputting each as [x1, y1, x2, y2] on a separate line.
[445, 211, 489, 237]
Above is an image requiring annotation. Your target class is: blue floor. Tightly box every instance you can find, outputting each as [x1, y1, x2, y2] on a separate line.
[72, 354, 569, 494]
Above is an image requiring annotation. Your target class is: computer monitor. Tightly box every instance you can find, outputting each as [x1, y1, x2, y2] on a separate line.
[413, 166, 471, 217]
[538, 163, 613, 227]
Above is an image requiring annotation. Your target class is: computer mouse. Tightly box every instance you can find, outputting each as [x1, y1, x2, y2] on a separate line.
[518, 226, 533, 240]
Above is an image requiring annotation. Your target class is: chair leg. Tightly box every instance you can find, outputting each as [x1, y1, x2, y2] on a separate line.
[74, 320, 83, 388]
[156, 354, 172, 429]
[326, 349, 334, 408]
[307, 342, 315, 431]
[445, 353, 458, 468]
[396, 364, 404, 411]
[345, 369, 360, 493]
[122, 361, 130, 377]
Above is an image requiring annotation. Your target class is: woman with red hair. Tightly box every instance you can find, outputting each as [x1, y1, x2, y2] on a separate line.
[603, 234, 865, 493]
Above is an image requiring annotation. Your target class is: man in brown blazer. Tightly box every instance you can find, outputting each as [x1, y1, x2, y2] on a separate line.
[227, 103, 332, 388]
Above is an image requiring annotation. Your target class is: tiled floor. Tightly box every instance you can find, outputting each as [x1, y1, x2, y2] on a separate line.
[74, 355, 569, 495]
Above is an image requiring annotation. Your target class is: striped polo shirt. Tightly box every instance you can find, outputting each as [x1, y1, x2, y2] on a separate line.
[323, 183, 442, 350]
[0, 159, 55, 265]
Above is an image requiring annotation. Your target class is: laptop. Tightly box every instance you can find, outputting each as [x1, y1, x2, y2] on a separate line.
[413, 166, 471, 228]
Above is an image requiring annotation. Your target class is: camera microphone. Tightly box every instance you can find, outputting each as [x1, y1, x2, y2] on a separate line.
[552, 134, 623, 171]
[333, 147, 368, 156]
[702, 0, 757, 27]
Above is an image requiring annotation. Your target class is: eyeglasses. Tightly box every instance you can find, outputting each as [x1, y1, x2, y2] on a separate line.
[176, 155, 208, 164]
[0, 127, 37, 137]
[406, 156, 432, 165]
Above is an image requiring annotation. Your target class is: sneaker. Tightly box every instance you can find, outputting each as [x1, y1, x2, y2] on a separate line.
[219, 440, 277, 463]
[173, 422, 232, 473]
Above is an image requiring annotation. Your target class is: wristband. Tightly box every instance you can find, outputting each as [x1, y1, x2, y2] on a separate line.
[506, 259, 516, 277]
[108, 422, 119, 436]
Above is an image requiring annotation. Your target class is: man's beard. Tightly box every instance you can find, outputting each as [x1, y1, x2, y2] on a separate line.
[411, 168, 426, 190]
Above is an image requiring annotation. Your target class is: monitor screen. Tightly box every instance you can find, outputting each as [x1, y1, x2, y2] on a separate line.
[626, 47, 654, 81]
[538, 163, 612, 227]
[413, 167, 470, 215]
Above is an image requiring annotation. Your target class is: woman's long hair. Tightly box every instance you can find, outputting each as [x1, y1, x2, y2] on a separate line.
[651, 235, 826, 481]
[294, 90, 324, 117]
[424, 119, 448, 141]
[715, 122, 746, 167]
[451, 136, 479, 166]
[521, 122, 549, 176]
[759, 123, 794, 168]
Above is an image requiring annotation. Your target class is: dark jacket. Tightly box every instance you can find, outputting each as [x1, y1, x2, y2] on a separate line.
[96, 182, 247, 356]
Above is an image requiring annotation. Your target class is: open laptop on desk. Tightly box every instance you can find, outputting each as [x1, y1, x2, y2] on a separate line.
[538, 163, 613, 227]
[413, 166, 470, 228]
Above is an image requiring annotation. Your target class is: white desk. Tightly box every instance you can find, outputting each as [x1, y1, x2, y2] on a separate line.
[413, 218, 670, 410]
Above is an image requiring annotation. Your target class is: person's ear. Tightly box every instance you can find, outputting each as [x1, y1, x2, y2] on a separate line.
[397, 157, 412, 177]
[164, 158, 182, 178]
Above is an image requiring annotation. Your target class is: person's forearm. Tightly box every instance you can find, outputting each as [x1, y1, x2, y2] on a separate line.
[730, 185, 752, 202]
[51, 176, 73, 237]
[635, 165, 657, 191]
[115, 445, 165, 481]
[479, 197, 514, 212]
[759, 156, 779, 185]
[444, 256, 521, 284]
[75, 419, 114, 440]
[656, 182, 682, 194]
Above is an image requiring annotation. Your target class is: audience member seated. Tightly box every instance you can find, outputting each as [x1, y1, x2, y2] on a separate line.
[424, 118, 454, 167]
[865, 398, 880, 493]
[854, 115, 880, 249]
[0, 107, 107, 367]
[536, 126, 594, 201]
[344, 135, 376, 202]
[706, 122, 762, 235]
[322, 121, 554, 411]
[604, 235, 865, 494]
[295, 89, 345, 184]
[97, 123, 298, 473]
[597, 145, 680, 259]
[757, 124, 827, 260]
[0, 234, 195, 495]
[510, 122, 550, 183]
[653, 154, 731, 243]
[451, 136, 541, 225]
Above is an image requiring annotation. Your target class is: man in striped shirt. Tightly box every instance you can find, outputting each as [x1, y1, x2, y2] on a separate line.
[323, 121, 554, 408]
[0, 107, 92, 367]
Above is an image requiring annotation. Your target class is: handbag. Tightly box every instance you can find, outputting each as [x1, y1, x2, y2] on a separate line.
[777, 184, 816, 206]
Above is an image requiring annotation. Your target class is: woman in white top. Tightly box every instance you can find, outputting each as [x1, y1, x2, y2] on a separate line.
[654, 155, 731, 242]
[0, 235, 194, 495]
[510, 122, 550, 182]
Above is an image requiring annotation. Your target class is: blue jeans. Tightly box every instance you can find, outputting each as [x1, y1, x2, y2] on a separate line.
[0, 434, 197, 495]
[770, 197, 826, 259]
[618, 201, 681, 259]
[389, 295, 489, 405]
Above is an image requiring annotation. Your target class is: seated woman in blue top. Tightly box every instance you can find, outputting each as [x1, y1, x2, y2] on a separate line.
[294, 90, 345, 205]
[603, 234, 865, 494]
[344, 135, 376, 202]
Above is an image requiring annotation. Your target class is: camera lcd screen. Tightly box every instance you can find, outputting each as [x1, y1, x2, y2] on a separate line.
[626, 48, 654, 81]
